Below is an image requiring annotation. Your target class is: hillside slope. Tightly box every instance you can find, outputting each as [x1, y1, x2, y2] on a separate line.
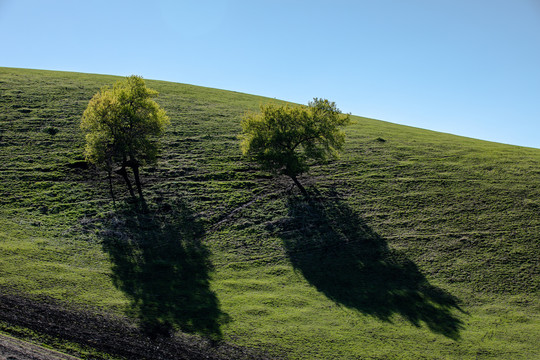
[0, 67, 538, 359]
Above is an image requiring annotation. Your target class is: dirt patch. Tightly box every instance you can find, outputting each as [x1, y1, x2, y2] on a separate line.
[0, 292, 273, 360]
[0, 333, 80, 360]
[65, 161, 88, 170]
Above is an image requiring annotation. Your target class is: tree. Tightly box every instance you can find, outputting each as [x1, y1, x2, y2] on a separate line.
[240, 98, 350, 197]
[81, 76, 169, 204]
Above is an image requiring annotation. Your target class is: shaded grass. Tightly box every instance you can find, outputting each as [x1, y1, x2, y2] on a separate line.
[99, 200, 229, 339]
[279, 192, 465, 340]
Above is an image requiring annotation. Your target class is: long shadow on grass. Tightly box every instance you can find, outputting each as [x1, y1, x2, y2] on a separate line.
[100, 200, 228, 339]
[277, 192, 464, 340]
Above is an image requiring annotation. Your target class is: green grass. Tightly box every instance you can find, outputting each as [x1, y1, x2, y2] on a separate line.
[0, 67, 539, 359]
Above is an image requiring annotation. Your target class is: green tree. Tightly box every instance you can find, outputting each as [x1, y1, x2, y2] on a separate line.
[81, 76, 169, 203]
[240, 98, 350, 197]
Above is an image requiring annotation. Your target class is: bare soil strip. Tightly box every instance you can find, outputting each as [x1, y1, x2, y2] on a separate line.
[0, 333, 81, 360]
[0, 292, 272, 360]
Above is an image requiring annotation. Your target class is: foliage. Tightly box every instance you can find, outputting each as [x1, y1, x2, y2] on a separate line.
[81, 75, 169, 201]
[240, 98, 350, 196]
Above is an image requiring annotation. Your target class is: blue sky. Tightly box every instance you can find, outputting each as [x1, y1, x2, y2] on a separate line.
[1, 0, 539, 148]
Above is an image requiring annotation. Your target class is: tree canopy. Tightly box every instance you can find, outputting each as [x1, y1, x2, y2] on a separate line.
[240, 98, 350, 197]
[81, 75, 169, 203]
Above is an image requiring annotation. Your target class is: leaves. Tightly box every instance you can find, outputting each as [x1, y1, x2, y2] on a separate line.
[81, 76, 170, 171]
[239, 98, 350, 178]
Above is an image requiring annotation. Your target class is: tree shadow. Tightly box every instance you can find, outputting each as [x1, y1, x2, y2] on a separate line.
[275, 190, 465, 340]
[100, 199, 228, 339]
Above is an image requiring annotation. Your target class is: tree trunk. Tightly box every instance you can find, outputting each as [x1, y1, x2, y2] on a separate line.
[131, 162, 145, 202]
[107, 168, 116, 207]
[116, 165, 136, 200]
[290, 175, 309, 199]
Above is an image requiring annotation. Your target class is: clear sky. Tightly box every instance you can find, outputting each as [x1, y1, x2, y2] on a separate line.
[1, 0, 539, 148]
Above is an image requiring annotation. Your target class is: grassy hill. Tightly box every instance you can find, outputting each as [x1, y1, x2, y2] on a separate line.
[0, 67, 538, 359]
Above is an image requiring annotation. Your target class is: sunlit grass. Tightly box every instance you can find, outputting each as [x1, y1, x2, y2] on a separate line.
[0, 67, 538, 359]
